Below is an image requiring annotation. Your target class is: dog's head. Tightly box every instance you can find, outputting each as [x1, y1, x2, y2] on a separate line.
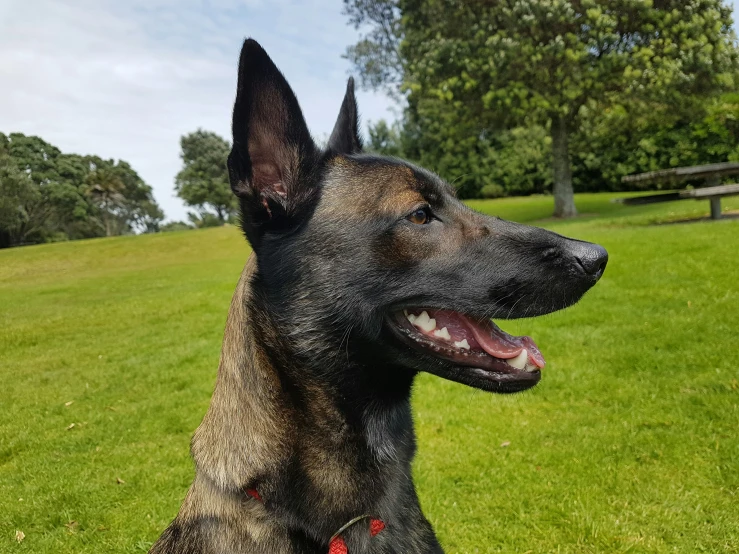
[227, 40, 607, 394]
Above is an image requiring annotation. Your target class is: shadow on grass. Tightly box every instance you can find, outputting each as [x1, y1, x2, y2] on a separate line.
[653, 210, 739, 225]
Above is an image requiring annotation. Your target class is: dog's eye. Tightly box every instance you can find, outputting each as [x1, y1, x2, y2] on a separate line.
[407, 207, 431, 225]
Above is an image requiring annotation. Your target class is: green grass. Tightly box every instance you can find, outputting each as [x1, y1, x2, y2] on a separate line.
[1, 193, 738, 553]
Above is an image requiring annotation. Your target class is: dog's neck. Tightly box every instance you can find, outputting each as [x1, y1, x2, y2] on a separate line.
[190, 255, 416, 495]
[190, 255, 289, 491]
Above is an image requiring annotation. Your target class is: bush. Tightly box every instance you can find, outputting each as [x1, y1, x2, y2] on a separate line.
[160, 221, 193, 232]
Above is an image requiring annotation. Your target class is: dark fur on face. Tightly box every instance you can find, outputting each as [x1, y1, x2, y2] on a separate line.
[150, 39, 607, 554]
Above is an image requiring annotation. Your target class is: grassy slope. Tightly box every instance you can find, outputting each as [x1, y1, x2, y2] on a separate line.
[1, 194, 738, 553]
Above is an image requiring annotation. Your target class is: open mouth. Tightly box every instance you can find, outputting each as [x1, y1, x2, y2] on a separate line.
[388, 308, 545, 393]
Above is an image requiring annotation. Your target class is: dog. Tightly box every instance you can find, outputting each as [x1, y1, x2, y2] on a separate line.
[149, 38, 608, 554]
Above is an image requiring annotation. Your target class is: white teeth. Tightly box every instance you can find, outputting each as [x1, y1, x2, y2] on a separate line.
[508, 349, 528, 370]
[454, 339, 470, 350]
[413, 311, 437, 333]
[403, 310, 537, 368]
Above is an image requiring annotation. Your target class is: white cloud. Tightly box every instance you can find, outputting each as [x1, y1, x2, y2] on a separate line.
[0, 0, 396, 221]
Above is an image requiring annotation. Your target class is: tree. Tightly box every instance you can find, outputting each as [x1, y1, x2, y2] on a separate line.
[0, 132, 163, 247]
[366, 119, 405, 157]
[0, 146, 37, 248]
[345, 0, 738, 216]
[174, 130, 235, 224]
[85, 165, 127, 237]
[84, 158, 163, 235]
[344, 0, 404, 98]
[483, 126, 553, 198]
[571, 92, 739, 191]
[0, 133, 88, 244]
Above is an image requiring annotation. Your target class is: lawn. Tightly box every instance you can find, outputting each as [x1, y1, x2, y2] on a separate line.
[1, 193, 738, 553]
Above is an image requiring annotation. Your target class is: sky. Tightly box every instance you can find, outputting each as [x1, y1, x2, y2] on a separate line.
[0, 0, 397, 222]
[1, 1, 738, 222]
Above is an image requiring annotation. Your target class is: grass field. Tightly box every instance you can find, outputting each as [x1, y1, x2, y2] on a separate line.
[1, 192, 738, 553]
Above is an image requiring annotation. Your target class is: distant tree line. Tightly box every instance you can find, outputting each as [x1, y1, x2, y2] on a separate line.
[0, 133, 163, 248]
[0, 129, 241, 249]
[344, 0, 739, 217]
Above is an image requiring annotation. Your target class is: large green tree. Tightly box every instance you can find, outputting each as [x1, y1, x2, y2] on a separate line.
[0, 132, 163, 247]
[346, 0, 738, 216]
[0, 133, 88, 245]
[174, 130, 235, 224]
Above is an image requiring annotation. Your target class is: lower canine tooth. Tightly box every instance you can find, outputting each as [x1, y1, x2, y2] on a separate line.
[508, 349, 528, 370]
[433, 327, 451, 340]
[454, 339, 470, 350]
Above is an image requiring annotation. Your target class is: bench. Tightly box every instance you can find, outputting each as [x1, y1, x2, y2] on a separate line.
[621, 163, 739, 220]
[619, 183, 739, 219]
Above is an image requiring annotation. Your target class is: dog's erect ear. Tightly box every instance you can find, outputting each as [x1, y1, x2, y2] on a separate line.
[327, 77, 363, 155]
[227, 39, 319, 246]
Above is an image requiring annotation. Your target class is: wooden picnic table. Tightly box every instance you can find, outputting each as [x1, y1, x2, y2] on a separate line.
[621, 162, 739, 219]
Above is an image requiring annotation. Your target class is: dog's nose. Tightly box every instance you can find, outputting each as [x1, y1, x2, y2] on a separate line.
[572, 242, 608, 280]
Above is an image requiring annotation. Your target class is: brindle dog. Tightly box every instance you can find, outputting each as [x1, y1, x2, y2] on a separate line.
[150, 39, 608, 554]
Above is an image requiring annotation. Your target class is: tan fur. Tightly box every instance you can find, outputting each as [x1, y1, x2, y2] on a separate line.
[321, 159, 424, 220]
[190, 254, 290, 491]
[154, 255, 300, 553]
[297, 382, 362, 510]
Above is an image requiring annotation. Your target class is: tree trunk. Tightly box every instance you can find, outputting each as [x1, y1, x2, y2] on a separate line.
[550, 115, 578, 218]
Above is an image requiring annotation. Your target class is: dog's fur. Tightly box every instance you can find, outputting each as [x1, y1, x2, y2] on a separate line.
[150, 39, 607, 554]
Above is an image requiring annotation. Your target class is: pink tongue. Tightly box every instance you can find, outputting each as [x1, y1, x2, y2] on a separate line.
[434, 311, 545, 368]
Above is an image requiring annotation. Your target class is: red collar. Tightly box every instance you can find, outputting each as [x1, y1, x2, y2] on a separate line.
[246, 488, 386, 553]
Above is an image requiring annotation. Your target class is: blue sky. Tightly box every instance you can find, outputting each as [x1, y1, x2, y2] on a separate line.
[0, 0, 397, 221]
[0, 0, 737, 221]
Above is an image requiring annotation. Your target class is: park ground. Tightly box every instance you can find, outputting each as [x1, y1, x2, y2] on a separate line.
[1, 192, 738, 553]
